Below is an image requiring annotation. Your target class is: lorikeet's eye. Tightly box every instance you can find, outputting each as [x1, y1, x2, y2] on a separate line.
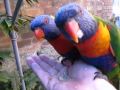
[43, 17, 49, 24]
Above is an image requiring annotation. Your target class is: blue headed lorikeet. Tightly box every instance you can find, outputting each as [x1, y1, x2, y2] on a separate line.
[30, 15, 80, 65]
[55, 3, 120, 83]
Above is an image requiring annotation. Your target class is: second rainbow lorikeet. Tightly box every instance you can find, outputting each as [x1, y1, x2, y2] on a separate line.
[55, 3, 120, 81]
[30, 15, 80, 65]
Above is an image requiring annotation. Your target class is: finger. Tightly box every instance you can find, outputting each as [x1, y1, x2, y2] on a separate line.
[38, 55, 64, 71]
[32, 55, 58, 76]
[26, 56, 59, 88]
[38, 55, 70, 81]
[94, 79, 116, 90]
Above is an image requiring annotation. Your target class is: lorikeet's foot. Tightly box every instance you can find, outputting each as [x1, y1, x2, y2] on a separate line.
[94, 72, 108, 81]
[61, 57, 74, 67]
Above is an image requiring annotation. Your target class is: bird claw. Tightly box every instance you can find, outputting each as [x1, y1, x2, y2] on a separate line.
[61, 57, 73, 67]
[94, 72, 108, 81]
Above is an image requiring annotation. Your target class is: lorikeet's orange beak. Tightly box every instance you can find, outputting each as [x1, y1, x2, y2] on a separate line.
[34, 28, 45, 40]
[64, 19, 83, 43]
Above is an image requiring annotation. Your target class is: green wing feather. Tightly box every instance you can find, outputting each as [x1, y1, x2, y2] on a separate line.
[94, 16, 120, 80]
[94, 16, 120, 64]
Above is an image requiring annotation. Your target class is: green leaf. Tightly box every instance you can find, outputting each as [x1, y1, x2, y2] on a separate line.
[26, 0, 38, 5]
[1, 19, 12, 29]
[17, 18, 28, 26]
[0, 19, 11, 36]
[12, 17, 30, 32]
[0, 15, 31, 33]
[5, 19, 12, 28]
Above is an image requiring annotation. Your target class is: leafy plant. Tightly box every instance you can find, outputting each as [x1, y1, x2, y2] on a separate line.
[0, 0, 40, 90]
[26, 0, 38, 5]
[0, 71, 13, 90]
[0, 50, 13, 90]
[0, 50, 11, 60]
[0, 81, 12, 90]
[0, 0, 38, 35]
[0, 15, 30, 36]
[0, 50, 11, 68]
[24, 69, 44, 90]
[0, 71, 11, 83]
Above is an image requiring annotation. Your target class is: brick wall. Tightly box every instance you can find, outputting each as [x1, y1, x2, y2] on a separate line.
[0, 0, 112, 54]
[82, 0, 113, 19]
[21, 0, 81, 16]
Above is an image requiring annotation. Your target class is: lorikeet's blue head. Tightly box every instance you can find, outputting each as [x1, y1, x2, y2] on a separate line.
[30, 15, 60, 40]
[55, 3, 98, 43]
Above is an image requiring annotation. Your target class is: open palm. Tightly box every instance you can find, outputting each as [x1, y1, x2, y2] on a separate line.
[26, 55, 116, 90]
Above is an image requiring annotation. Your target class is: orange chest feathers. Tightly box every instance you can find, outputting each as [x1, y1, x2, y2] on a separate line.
[76, 21, 111, 58]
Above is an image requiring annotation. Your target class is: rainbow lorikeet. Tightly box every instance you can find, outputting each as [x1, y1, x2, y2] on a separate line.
[30, 15, 80, 64]
[55, 3, 120, 81]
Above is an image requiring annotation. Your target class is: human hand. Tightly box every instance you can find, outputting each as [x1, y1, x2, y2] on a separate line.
[26, 54, 116, 90]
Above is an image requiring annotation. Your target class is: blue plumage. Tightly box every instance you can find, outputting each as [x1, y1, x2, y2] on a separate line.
[55, 3, 98, 41]
[81, 54, 116, 73]
[30, 15, 81, 62]
[55, 3, 80, 27]
[30, 15, 60, 40]
[55, 3, 117, 73]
